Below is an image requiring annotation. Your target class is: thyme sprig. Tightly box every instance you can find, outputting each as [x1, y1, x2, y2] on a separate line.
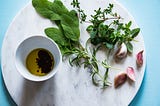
[71, 0, 87, 23]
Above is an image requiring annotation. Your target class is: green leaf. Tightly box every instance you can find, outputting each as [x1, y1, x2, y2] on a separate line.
[33, 0, 80, 42]
[32, 0, 54, 18]
[52, 0, 69, 15]
[131, 28, 140, 38]
[90, 30, 97, 39]
[59, 46, 71, 55]
[98, 23, 108, 37]
[60, 12, 80, 41]
[45, 27, 69, 46]
[92, 72, 99, 86]
[104, 68, 109, 81]
[86, 25, 93, 33]
[103, 68, 109, 87]
[105, 42, 114, 49]
[125, 21, 132, 28]
[125, 42, 133, 53]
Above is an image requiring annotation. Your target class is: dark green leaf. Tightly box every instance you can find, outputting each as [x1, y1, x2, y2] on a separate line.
[52, 0, 69, 15]
[86, 25, 93, 33]
[103, 68, 109, 87]
[45, 27, 69, 46]
[125, 21, 132, 28]
[33, 0, 80, 42]
[59, 46, 71, 55]
[98, 23, 108, 37]
[32, 0, 54, 18]
[104, 68, 109, 81]
[131, 28, 140, 38]
[60, 12, 80, 41]
[90, 30, 97, 39]
[92, 72, 99, 86]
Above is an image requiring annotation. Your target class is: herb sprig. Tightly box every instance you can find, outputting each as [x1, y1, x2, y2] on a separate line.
[71, 0, 87, 23]
[65, 43, 111, 87]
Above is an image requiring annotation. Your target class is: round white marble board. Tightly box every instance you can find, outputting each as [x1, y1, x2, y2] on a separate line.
[1, 0, 146, 106]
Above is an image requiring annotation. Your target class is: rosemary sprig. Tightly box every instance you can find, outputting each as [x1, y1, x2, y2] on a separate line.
[64, 43, 111, 87]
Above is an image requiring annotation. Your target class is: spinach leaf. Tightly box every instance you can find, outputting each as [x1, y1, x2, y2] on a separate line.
[45, 27, 69, 46]
[60, 11, 80, 41]
[32, 0, 55, 19]
[32, 0, 80, 42]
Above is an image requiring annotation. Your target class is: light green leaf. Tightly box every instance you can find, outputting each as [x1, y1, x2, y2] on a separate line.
[125, 42, 133, 53]
[105, 42, 114, 49]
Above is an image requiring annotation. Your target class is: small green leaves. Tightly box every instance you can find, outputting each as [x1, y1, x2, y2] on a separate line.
[71, 0, 87, 22]
[125, 21, 132, 28]
[85, 5, 140, 54]
[71, 0, 80, 8]
[86, 25, 93, 33]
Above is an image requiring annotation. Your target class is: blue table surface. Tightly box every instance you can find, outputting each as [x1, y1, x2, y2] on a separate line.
[0, 0, 160, 106]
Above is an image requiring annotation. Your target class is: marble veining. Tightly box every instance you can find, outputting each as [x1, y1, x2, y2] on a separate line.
[1, 0, 146, 106]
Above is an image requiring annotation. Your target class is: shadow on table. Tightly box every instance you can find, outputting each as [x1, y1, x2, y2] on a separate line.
[129, 65, 147, 106]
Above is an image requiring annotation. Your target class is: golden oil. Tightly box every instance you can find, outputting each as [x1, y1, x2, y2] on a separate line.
[26, 48, 54, 76]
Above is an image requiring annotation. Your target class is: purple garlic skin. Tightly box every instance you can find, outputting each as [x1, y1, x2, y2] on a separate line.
[136, 50, 144, 67]
[115, 43, 127, 59]
[126, 67, 136, 81]
[114, 72, 127, 88]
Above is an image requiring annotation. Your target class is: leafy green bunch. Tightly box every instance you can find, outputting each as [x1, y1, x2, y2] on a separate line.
[86, 6, 140, 53]
[72, 0, 140, 53]
[32, 0, 80, 54]
[32, 0, 140, 88]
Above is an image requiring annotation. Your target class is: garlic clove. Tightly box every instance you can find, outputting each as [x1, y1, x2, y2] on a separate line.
[114, 72, 127, 88]
[136, 50, 144, 67]
[126, 67, 136, 81]
[115, 43, 127, 59]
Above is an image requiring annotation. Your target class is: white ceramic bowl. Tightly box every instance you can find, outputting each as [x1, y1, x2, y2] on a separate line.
[15, 36, 62, 81]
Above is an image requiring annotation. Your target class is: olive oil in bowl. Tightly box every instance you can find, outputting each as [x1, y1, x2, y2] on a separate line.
[26, 48, 54, 76]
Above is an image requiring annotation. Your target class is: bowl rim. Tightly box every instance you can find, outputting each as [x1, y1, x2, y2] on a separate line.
[14, 35, 62, 82]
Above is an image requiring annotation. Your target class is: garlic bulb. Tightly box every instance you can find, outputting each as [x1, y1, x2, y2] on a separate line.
[115, 43, 127, 59]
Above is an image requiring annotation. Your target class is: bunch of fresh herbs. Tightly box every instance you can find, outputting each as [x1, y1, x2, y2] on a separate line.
[32, 0, 140, 88]
[72, 0, 140, 53]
